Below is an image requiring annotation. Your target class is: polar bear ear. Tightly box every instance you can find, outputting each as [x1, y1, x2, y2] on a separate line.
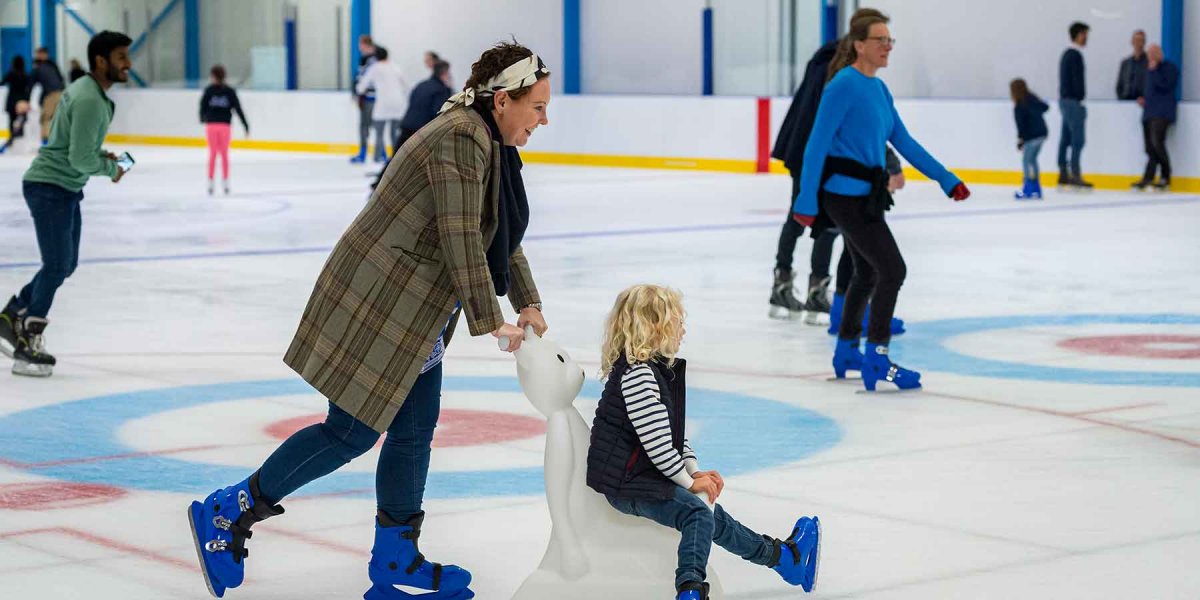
[524, 324, 538, 340]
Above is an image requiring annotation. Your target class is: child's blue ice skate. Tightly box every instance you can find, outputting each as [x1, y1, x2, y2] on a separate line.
[364, 511, 474, 600]
[188, 473, 283, 597]
[676, 581, 710, 600]
[772, 516, 820, 592]
[862, 343, 921, 391]
[832, 338, 863, 379]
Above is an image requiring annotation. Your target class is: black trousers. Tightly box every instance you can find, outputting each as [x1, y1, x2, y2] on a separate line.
[775, 173, 838, 282]
[823, 192, 906, 344]
[1141, 118, 1171, 182]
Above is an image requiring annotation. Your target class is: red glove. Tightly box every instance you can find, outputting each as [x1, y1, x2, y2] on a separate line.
[792, 213, 815, 227]
[951, 182, 970, 201]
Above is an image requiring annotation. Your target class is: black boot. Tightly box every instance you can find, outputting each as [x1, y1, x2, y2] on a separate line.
[769, 269, 805, 320]
[13, 316, 55, 377]
[803, 275, 832, 325]
[0, 296, 20, 358]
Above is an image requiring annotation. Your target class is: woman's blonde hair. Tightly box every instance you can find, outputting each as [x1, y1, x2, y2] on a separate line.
[599, 284, 686, 377]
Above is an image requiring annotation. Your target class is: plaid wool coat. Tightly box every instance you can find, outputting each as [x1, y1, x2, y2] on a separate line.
[284, 106, 540, 432]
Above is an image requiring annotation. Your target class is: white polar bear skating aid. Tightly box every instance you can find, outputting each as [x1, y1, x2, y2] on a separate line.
[505, 326, 723, 599]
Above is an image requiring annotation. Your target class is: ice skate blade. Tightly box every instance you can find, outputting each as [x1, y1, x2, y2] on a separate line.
[826, 375, 862, 382]
[803, 311, 830, 326]
[810, 517, 821, 593]
[188, 503, 223, 598]
[768, 306, 803, 321]
[855, 386, 922, 395]
[12, 361, 52, 377]
[364, 583, 475, 600]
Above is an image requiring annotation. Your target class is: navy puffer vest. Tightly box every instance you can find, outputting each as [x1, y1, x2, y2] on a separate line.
[586, 354, 687, 500]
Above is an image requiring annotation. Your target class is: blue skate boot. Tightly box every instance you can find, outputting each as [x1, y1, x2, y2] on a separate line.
[364, 511, 474, 600]
[832, 338, 863, 379]
[825, 293, 845, 335]
[676, 581, 710, 599]
[862, 343, 921, 391]
[188, 472, 283, 598]
[771, 516, 821, 592]
[861, 308, 905, 336]
[350, 144, 367, 164]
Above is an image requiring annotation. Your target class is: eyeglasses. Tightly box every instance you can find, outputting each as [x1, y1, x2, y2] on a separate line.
[866, 36, 896, 47]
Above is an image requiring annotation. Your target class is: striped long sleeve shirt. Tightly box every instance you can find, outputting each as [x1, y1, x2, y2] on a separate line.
[623, 364, 699, 489]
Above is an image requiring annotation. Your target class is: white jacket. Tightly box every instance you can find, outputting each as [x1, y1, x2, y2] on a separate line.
[356, 62, 409, 121]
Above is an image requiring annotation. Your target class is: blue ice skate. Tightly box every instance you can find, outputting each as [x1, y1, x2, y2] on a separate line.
[862, 343, 921, 391]
[676, 581, 710, 600]
[364, 511, 474, 600]
[188, 474, 283, 598]
[833, 338, 864, 379]
[772, 516, 820, 592]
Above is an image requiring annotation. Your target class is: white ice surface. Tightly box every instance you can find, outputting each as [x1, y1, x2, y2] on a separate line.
[0, 145, 1198, 599]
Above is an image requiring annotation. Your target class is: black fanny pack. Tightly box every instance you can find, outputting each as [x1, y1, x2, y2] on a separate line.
[821, 156, 894, 218]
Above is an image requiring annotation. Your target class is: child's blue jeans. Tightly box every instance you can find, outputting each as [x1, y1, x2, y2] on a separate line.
[606, 486, 776, 590]
[1022, 136, 1046, 180]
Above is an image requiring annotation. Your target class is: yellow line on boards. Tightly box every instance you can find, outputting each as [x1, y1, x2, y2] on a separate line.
[4, 131, 1190, 192]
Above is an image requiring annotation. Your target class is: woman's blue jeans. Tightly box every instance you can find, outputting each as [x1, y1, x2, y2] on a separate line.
[256, 363, 442, 519]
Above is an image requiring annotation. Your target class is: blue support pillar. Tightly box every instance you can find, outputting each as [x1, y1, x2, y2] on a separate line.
[184, 0, 199, 87]
[39, 0, 55, 61]
[562, 0, 580, 94]
[349, 0, 370, 85]
[702, 3, 713, 95]
[1162, 0, 1183, 100]
[24, 0, 34, 60]
[285, 15, 297, 90]
[821, 0, 838, 44]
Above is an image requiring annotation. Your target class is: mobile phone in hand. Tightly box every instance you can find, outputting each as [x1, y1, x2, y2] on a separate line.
[116, 152, 135, 171]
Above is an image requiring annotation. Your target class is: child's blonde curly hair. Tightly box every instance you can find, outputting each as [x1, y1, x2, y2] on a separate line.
[599, 284, 686, 377]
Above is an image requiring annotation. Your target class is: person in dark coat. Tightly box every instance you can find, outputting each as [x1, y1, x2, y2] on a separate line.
[68, 58, 86, 82]
[370, 59, 454, 190]
[1010, 78, 1049, 199]
[0, 55, 32, 153]
[30, 47, 65, 143]
[1116, 30, 1147, 100]
[1132, 44, 1179, 191]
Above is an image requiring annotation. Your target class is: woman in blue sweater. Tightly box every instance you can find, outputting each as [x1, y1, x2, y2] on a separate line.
[1010, 78, 1049, 199]
[792, 11, 969, 391]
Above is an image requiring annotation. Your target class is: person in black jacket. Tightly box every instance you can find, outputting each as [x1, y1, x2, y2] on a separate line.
[1010, 79, 1049, 199]
[1057, 21, 1092, 189]
[369, 59, 454, 190]
[30, 48, 65, 144]
[1132, 44, 1180, 191]
[1116, 30, 1147, 100]
[0, 55, 31, 154]
[199, 64, 249, 195]
[68, 58, 86, 83]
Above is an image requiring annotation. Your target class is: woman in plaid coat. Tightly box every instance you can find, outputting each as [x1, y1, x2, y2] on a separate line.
[188, 42, 552, 600]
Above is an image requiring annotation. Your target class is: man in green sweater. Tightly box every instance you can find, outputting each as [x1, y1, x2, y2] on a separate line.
[0, 31, 132, 377]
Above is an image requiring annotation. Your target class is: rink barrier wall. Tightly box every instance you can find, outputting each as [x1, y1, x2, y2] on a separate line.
[4, 89, 1196, 192]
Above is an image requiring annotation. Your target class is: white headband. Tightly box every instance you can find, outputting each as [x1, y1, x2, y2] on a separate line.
[439, 53, 550, 114]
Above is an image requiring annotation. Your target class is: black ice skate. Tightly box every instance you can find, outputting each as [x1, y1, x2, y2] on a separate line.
[13, 316, 56, 377]
[769, 269, 806, 320]
[0, 296, 20, 358]
[803, 276, 832, 326]
[1153, 179, 1170, 192]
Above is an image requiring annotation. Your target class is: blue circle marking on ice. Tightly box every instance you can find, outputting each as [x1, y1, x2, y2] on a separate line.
[0, 376, 841, 498]
[896, 313, 1200, 388]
